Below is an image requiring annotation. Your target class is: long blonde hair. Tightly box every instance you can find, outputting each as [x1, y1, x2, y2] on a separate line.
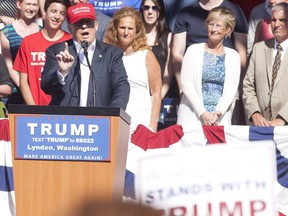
[104, 6, 150, 51]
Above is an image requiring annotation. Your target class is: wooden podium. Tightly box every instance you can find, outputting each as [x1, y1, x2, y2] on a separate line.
[8, 105, 130, 216]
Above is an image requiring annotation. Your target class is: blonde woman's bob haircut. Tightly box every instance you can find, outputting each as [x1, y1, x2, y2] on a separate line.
[205, 6, 236, 38]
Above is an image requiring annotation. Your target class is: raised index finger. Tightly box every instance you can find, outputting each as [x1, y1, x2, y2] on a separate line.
[64, 42, 69, 52]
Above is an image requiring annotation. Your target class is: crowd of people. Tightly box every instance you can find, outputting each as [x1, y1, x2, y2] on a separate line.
[1, 0, 288, 130]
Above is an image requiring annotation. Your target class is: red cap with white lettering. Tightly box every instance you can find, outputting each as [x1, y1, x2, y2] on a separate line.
[67, 3, 96, 24]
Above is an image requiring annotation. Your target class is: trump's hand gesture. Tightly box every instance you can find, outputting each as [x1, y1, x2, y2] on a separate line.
[56, 42, 74, 75]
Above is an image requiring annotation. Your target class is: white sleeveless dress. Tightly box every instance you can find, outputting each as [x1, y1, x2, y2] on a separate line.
[123, 50, 152, 134]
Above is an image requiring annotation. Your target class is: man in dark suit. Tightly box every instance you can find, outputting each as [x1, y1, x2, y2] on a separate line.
[41, 3, 130, 110]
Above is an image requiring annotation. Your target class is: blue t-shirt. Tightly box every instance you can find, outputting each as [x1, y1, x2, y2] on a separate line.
[89, 0, 141, 17]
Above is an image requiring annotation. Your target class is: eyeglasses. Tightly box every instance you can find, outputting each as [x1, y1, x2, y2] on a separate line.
[207, 23, 225, 30]
[142, 5, 159, 11]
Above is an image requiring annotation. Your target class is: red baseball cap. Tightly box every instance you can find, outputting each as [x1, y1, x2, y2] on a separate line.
[67, 3, 96, 24]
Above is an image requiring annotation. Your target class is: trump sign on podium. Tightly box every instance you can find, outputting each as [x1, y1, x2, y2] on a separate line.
[135, 142, 277, 216]
[14, 115, 111, 161]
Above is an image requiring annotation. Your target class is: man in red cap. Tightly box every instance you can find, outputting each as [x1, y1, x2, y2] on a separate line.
[62, 0, 111, 41]
[41, 3, 130, 109]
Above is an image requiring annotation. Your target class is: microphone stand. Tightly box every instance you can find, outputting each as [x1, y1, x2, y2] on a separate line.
[83, 47, 96, 107]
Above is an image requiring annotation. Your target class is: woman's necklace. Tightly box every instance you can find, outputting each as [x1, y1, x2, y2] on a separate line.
[205, 43, 224, 65]
[205, 43, 224, 55]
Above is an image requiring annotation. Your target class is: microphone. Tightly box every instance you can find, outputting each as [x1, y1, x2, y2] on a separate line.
[80, 40, 96, 107]
[81, 40, 89, 61]
[80, 40, 88, 51]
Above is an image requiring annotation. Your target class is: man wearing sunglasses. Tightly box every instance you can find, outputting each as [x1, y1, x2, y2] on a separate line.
[41, 3, 130, 109]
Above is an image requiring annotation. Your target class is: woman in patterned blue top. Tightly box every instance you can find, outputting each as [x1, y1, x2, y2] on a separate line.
[0, 0, 41, 104]
[177, 7, 241, 127]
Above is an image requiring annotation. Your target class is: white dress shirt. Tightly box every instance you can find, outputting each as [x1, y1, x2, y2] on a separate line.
[57, 39, 96, 106]
[273, 39, 288, 62]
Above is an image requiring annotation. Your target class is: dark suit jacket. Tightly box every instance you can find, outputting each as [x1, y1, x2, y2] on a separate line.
[41, 39, 130, 110]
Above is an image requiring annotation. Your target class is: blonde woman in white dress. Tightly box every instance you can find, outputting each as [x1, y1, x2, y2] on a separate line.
[104, 6, 162, 134]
